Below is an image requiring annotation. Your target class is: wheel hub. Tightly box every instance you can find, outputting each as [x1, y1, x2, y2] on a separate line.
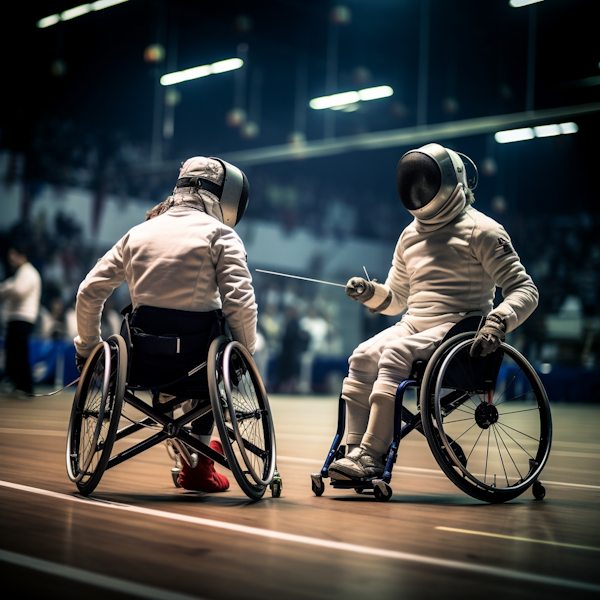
[474, 402, 499, 429]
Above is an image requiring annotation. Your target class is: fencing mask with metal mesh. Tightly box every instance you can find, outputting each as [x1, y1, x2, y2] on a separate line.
[176, 157, 249, 227]
[396, 143, 477, 221]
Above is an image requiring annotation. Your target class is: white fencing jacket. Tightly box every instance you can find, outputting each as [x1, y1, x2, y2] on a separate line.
[365, 190, 538, 333]
[0, 262, 42, 324]
[75, 201, 257, 357]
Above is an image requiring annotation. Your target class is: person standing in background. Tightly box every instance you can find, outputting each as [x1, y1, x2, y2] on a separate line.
[0, 244, 42, 396]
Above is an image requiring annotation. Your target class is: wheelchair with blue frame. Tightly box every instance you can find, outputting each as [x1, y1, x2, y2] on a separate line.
[66, 306, 281, 501]
[311, 316, 551, 503]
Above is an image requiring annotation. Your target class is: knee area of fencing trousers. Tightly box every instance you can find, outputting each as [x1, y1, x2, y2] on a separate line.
[342, 316, 461, 457]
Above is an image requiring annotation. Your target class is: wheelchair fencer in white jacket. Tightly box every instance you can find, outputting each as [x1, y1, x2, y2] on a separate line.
[328, 143, 539, 482]
[73, 156, 257, 492]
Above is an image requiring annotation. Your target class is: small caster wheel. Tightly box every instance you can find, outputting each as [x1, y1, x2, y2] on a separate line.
[311, 474, 325, 497]
[171, 468, 181, 488]
[373, 481, 392, 502]
[355, 488, 364, 494]
[270, 472, 283, 498]
[532, 480, 545, 500]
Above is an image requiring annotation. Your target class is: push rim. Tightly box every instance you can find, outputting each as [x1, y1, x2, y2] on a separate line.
[66, 342, 111, 483]
[222, 341, 276, 487]
[208, 336, 266, 500]
[431, 337, 551, 495]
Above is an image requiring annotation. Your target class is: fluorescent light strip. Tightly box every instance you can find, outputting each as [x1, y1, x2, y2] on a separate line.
[310, 85, 393, 110]
[160, 58, 244, 86]
[494, 128, 534, 143]
[495, 122, 578, 143]
[509, 0, 544, 7]
[559, 122, 579, 134]
[36, 0, 128, 28]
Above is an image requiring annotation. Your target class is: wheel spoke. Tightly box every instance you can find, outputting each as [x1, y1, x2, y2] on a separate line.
[493, 368, 523, 407]
[447, 420, 478, 443]
[496, 421, 540, 443]
[491, 425, 509, 487]
[494, 422, 537, 460]
[498, 407, 540, 417]
[494, 423, 524, 481]
[466, 428, 485, 463]
[483, 429, 491, 484]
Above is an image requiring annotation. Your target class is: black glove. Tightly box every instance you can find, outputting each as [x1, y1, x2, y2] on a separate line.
[470, 314, 506, 358]
[75, 352, 88, 373]
[346, 277, 375, 303]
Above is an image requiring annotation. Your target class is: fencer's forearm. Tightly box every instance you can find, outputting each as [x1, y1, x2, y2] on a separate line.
[213, 230, 258, 354]
[474, 227, 539, 333]
[489, 270, 539, 332]
[363, 247, 409, 315]
[363, 283, 407, 315]
[75, 243, 126, 356]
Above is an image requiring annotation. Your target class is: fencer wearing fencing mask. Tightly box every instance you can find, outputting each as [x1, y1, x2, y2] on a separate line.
[396, 143, 476, 230]
[75, 156, 257, 360]
[174, 156, 250, 227]
[329, 142, 539, 482]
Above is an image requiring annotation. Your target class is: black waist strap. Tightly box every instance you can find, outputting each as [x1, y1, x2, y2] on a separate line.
[131, 330, 207, 356]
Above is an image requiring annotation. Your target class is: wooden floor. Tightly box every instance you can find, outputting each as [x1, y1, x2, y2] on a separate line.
[1, 390, 599, 600]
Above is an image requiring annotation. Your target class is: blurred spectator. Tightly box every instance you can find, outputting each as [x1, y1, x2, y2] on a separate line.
[298, 308, 332, 393]
[38, 296, 67, 340]
[259, 303, 283, 355]
[0, 244, 42, 395]
[275, 305, 309, 393]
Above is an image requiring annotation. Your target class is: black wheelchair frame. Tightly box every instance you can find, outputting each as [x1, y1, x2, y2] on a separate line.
[66, 333, 281, 501]
[311, 317, 552, 503]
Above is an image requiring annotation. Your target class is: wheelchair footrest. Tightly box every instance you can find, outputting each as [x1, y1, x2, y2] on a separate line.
[330, 475, 391, 489]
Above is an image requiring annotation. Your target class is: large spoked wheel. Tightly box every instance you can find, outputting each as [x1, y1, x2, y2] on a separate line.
[66, 335, 127, 496]
[421, 332, 552, 503]
[208, 336, 277, 501]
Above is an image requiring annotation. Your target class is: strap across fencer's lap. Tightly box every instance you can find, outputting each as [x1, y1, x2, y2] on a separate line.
[131, 329, 209, 355]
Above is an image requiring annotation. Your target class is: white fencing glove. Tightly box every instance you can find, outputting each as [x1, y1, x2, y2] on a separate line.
[346, 277, 376, 303]
[470, 314, 506, 358]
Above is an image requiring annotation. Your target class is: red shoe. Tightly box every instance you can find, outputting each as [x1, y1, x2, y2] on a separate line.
[177, 440, 230, 492]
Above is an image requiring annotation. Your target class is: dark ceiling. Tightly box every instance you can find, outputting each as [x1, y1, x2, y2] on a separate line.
[1, 0, 599, 216]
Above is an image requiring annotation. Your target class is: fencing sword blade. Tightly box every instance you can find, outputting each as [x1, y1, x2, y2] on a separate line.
[363, 265, 371, 281]
[255, 269, 346, 288]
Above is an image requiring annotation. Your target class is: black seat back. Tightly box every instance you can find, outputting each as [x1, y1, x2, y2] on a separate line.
[124, 305, 225, 396]
[439, 316, 503, 394]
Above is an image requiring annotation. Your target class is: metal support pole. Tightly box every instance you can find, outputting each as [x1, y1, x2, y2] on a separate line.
[526, 5, 537, 112]
[324, 21, 339, 139]
[417, 0, 430, 126]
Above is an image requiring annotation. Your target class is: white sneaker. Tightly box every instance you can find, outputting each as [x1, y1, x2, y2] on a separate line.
[328, 447, 385, 480]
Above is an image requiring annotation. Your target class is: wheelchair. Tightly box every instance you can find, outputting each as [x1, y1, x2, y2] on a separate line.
[311, 316, 552, 503]
[66, 307, 281, 502]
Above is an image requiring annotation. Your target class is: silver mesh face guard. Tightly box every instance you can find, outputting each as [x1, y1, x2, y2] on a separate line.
[396, 143, 472, 220]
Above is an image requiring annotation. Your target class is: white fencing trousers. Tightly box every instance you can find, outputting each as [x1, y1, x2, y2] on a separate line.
[341, 313, 467, 457]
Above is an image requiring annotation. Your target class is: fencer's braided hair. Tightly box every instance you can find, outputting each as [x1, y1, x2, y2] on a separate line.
[145, 196, 175, 220]
[465, 188, 476, 205]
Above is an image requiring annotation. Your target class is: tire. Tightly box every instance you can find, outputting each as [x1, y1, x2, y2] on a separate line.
[66, 336, 127, 495]
[420, 333, 552, 503]
[373, 482, 393, 502]
[208, 337, 276, 501]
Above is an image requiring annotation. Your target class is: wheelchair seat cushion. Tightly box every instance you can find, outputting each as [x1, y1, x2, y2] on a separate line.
[125, 305, 225, 396]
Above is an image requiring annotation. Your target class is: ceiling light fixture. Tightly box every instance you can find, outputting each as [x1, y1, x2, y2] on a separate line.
[509, 0, 544, 8]
[36, 1, 129, 28]
[160, 58, 244, 86]
[495, 122, 578, 143]
[309, 85, 393, 110]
